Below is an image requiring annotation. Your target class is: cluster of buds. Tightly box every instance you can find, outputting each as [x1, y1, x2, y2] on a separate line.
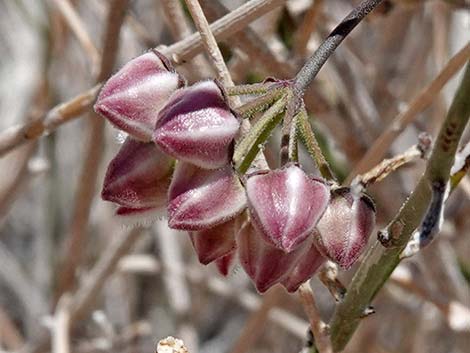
[95, 50, 376, 293]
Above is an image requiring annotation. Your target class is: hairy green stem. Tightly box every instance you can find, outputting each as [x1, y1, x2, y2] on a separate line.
[226, 83, 272, 96]
[234, 96, 287, 173]
[294, 0, 383, 94]
[329, 62, 470, 352]
[236, 89, 285, 118]
[298, 110, 335, 181]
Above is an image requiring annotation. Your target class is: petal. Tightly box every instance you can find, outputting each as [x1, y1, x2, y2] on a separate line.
[215, 251, 235, 277]
[189, 217, 238, 265]
[168, 162, 246, 230]
[102, 138, 174, 210]
[314, 189, 376, 269]
[153, 80, 240, 169]
[281, 237, 326, 292]
[237, 221, 308, 293]
[95, 51, 184, 141]
[246, 165, 330, 252]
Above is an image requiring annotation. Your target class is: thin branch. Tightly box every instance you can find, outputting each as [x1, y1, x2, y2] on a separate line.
[0, 305, 24, 350]
[329, 62, 470, 352]
[118, 254, 309, 338]
[229, 286, 283, 353]
[293, 0, 324, 58]
[160, 0, 211, 77]
[294, 0, 384, 94]
[348, 41, 470, 181]
[389, 267, 470, 332]
[0, 0, 285, 157]
[353, 135, 431, 188]
[298, 283, 332, 353]
[52, 296, 71, 353]
[26, 228, 143, 353]
[50, 0, 100, 72]
[167, 0, 285, 65]
[55, 0, 129, 299]
[154, 222, 198, 352]
[0, 84, 100, 157]
[184, 0, 239, 106]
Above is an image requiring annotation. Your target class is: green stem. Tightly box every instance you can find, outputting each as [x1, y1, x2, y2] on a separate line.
[329, 62, 470, 352]
[225, 83, 272, 96]
[234, 95, 287, 174]
[235, 89, 285, 119]
[298, 110, 335, 181]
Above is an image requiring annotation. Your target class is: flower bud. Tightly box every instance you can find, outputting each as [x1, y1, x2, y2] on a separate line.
[313, 188, 376, 269]
[281, 237, 326, 292]
[168, 162, 246, 230]
[237, 221, 308, 293]
[153, 80, 240, 169]
[94, 50, 184, 141]
[189, 218, 238, 265]
[101, 138, 174, 211]
[246, 165, 330, 252]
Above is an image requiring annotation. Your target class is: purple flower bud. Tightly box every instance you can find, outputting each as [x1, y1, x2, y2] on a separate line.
[313, 188, 376, 269]
[101, 138, 174, 211]
[153, 80, 240, 169]
[189, 218, 238, 265]
[94, 50, 184, 142]
[281, 238, 326, 292]
[237, 221, 308, 293]
[215, 251, 235, 277]
[246, 165, 330, 252]
[168, 162, 246, 230]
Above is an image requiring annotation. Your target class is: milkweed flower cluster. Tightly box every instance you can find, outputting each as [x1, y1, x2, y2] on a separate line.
[95, 50, 376, 293]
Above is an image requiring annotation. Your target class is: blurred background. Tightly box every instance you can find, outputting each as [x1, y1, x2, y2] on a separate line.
[0, 0, 469, 352]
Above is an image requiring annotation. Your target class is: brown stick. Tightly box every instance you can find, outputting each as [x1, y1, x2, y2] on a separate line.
[348, 42, 470, 182]
[55, 0, 129, 299]
[298, 283, 332, 353]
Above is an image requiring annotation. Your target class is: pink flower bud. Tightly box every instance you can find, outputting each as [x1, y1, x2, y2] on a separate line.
[313, 188, 376, 269]
[153, 80, 240, 169]
[101, 138, 174, 211]
[237, 221, 308, 293]
[189, 218, 238, 265]
[281, 237, 326, 292]
[246, 165, 330, 252]
[94, 50, 184, 142]
[215, 251, 235, 277]
[168, 162, 246, 230]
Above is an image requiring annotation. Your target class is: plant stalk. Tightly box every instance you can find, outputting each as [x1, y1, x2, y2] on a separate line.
[294, 0, 384, 95]
[329, 62, 470, 352]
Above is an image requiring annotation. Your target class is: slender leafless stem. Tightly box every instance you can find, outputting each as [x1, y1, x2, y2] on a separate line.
[26, 228, 143, 353]
[160, 0, 211, 77]
[0, 84, 100, 157]
[298, 283, 332, 353]
[0, 305, 24, 350]
[294, 0, 384, 93]
[52, 296, 72, 353]
[389, 267, 470, 332]
[0, 0, 285, 157]
[348, 41, 470, 181]
[229, 286, 283, 353]
[293, 0, 324, 57]
[55, 0, 129, 299]
[50, 0, 100, 72]
[354, 136, 431, 188]
[118, 254, 309, 338]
